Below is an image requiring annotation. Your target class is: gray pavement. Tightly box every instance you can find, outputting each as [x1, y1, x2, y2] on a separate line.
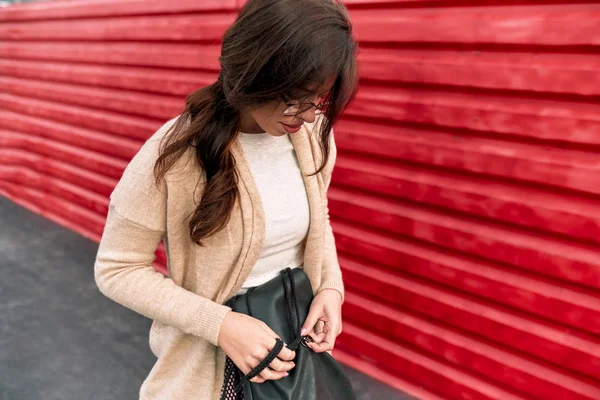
[0, 196, 410, 400]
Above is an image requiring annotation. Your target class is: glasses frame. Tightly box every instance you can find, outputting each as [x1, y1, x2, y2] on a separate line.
[281, 96, 331, 117]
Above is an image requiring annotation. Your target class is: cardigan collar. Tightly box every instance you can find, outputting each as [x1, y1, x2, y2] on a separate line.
[222, 127, 324, 301]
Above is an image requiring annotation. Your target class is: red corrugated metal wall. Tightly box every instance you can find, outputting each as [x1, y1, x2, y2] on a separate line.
[1, 1, 599, 399]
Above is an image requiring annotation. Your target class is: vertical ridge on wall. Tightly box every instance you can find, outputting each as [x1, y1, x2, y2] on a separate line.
[329, 1, 600, 399]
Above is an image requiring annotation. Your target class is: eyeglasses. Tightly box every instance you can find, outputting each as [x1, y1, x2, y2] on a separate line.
[282, 96, 330, 117]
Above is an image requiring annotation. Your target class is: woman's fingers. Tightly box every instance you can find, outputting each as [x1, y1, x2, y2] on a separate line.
[311, 331, 327, 344]
[248, 357, 294, 383]
[220, 313, 298, 384]
[268, 357, 295, 373]
[258, 366, 289, 381]
[277, 344, 296, 361]
[245, 338, 296, 383]
[256, 340, 295, 379]
[308, 322, 337, 352]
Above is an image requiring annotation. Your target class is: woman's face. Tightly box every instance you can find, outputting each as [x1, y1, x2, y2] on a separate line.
[239, 79, 334, 137]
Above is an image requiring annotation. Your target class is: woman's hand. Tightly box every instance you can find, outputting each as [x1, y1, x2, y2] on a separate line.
[218, 311, 296, 383]
[300, 288, 343, 353]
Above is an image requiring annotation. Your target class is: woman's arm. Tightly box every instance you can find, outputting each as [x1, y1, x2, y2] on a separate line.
[94, 205, 232, 347]
[94, 118, 231, 347]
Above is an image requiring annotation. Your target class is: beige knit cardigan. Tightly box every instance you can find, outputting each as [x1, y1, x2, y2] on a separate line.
[94, 113, 345, 400]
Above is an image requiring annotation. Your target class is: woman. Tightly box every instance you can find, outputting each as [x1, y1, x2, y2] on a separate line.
[94, 0, 358, 399]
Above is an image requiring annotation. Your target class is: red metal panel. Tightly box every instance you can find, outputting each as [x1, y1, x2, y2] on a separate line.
[329, 1, 600, 399]
[1, 76, 183, 119]
[358, 48, 600, 96]
[2, 0, 600, 399]
[338, 255, 600, 382]
[0, 59, 216, 96]
[330, 188, 600, 290]
[0, 0, 231, 250]
[344, 293, 598, 400]
[348, 86, 600, 145]
[329, 190, 600, 333]
[0, 41, 222, 69]
[0, 0, 236, 21]
[351, 5, 600, 45]
[334, 157, 600, 245]
[0, 13, 235, 41]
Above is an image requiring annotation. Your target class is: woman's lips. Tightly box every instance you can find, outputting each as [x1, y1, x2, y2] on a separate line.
[281, 122, 303, 133]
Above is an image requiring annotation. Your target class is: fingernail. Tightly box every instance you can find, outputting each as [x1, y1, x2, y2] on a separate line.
[300, 328, 307, 335]
[284, 372, 289, 376]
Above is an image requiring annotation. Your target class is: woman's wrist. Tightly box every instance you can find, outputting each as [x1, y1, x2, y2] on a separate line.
[318, 288, 343, 303]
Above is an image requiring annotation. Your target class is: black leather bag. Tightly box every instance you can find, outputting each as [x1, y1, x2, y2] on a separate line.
[221, 267, 356, 400]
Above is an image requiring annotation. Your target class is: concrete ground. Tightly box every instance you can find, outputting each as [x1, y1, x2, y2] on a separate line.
[0, 196, 411, 400]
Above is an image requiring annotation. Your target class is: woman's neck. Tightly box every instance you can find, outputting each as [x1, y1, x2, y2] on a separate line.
[238, 111, 265, 134]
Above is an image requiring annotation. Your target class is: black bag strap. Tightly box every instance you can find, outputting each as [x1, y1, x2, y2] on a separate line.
[233, 338, 285, 393]
[281, 267, 308, 351]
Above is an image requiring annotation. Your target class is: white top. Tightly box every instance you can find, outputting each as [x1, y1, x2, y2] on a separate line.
[236, 131, 310, 295]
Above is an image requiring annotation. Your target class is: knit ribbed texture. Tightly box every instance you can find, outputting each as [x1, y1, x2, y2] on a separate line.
[94, 113, 345, 400]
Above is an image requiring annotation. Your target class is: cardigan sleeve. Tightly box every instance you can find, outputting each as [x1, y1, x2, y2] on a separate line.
[93, 117, 231, 347]
[316, 127, 346, 304]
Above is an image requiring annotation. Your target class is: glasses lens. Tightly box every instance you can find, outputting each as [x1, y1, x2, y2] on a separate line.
[284, 104, 300, 116]
[315, 102, 330, 115]
[283, 100, 329, 116]
[284, 103, 313, 116]
[296, 103, 314, 114]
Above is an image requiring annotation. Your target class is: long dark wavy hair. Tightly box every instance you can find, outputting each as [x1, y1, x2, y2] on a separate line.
[154, 0, 359, 246]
